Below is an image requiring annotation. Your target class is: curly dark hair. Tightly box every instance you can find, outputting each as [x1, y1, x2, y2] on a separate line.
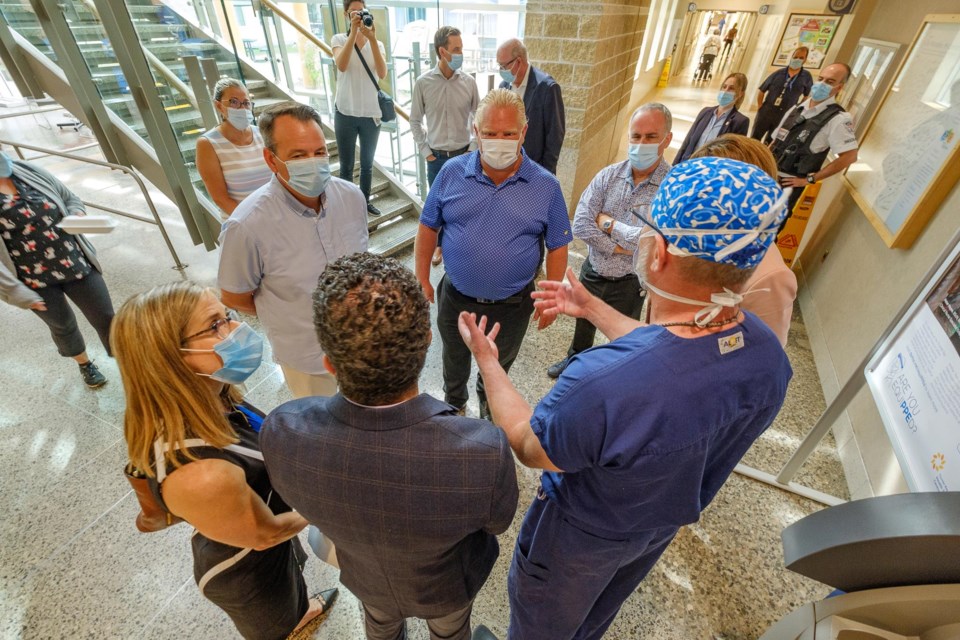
[313, 252, 431, 405]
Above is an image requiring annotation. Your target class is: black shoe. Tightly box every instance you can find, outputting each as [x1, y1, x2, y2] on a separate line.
[473, 625, 499, 640]
[314, 587, 338, 614]
[79, 361, 106, 388]
[479, 399, 491, 421]
[366, 203, 382, 216]
[547, 356, 572, 379]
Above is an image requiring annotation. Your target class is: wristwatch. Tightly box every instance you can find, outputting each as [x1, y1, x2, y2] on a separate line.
[806, 173, 817, 184]
[601, 219, 614, 233]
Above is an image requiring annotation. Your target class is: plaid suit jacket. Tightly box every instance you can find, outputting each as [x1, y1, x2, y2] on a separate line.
[261, 393, 519, 618]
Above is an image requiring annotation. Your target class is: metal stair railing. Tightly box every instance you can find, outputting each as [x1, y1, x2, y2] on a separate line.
[2, 137, 186, 271]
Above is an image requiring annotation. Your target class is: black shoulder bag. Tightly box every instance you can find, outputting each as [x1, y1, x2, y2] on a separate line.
[354, 42, 396, 122]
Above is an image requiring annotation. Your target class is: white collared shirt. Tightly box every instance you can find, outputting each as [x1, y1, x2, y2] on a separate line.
[773, 96, 858, 170]
[511, 65, 531, 100]
[410, 66, 479, 159]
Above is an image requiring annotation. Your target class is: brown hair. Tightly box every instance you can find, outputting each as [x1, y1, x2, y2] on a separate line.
[689, 133, 778, 179]
[343, 0, 364, 12]
[111, 281, 241, 476]
[722, 72, 749, 109]
[257, 101, 323, 152]
[313, 253, 431, 405]
[434, 26, 461, 55]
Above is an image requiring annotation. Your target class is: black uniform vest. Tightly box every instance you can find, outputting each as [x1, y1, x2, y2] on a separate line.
[771, 103, 845, 177]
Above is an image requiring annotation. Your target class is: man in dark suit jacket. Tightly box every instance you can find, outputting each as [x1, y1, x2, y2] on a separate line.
[260, 252, 519, 640]
[496, 38, 565, 174]
[675, 74, 751, 163]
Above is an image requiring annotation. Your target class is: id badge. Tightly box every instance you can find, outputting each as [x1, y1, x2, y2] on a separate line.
[775, 128, 788, 141]
[774, 95, 782, 107]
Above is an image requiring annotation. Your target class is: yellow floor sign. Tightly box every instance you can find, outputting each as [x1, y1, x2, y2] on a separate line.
[777, 182, 821, 268]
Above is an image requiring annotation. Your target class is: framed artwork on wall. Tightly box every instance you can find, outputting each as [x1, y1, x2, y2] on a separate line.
[771, 13, 842, 69]
[841, 37, 901, 138]
[844, 14, 960, 249]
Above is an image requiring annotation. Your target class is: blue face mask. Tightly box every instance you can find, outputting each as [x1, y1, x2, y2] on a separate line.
[810, 81, 833, 102]
[717, 90, 735, 107]
[0, 152, 13, 178]
[628, 143, 661, 172]
[788, 58, 804, 70]
[499, 68, 515, 84]
[182, 322, 264, 385]
[448, 53, 463, 71]
[278, 156, 331, 198]
[226, 107, 253, 131]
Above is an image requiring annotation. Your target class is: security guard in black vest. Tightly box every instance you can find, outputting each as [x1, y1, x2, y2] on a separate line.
[771, 62, 859, 217]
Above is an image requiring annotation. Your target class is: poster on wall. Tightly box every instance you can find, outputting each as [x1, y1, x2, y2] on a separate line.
[866, 250, 960, 492]
[772, 14, 842, 69]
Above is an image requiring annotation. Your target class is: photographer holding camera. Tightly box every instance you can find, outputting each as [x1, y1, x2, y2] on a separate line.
[332, 0, 388, 216]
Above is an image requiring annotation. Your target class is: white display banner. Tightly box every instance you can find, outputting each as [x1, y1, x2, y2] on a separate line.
[867, 257, 960, 491]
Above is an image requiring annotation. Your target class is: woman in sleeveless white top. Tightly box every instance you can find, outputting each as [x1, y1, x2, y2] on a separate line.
[196, 79, 272, 216]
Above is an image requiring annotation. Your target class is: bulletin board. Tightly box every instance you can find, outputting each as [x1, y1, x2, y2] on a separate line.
[843, 14, 960, 249]
[771, 13, 842, 69]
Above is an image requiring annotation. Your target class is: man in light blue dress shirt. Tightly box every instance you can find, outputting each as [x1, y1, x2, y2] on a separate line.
[218, 102, 368, 398]
[547, 104, 672, 378]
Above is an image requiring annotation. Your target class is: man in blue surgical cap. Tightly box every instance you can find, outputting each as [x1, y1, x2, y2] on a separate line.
[458, 157, 795, 640]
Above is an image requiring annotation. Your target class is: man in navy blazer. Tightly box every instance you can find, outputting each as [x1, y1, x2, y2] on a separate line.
[497, 38, 565, 174]
[675, 73, 751, 164]
[260, 252, 519, 640]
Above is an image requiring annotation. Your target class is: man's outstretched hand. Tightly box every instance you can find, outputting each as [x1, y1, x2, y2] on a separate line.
[457, 312, 501, 363]
[533, 267, 595, 322]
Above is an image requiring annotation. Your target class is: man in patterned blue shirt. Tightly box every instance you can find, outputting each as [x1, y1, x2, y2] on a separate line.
[547, 103, 673, 378]
[415, 89, 571, 419]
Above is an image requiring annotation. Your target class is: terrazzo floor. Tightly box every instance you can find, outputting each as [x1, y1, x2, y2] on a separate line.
[1, 83, 846, 639]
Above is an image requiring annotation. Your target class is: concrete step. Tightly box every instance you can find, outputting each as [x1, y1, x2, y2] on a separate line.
[368, 214, 419, 257]
[366, 192, 413, 230]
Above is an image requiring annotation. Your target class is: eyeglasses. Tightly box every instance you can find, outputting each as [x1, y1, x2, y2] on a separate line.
[221, 98, 254, 110]
[498, 57, 518, 71]
[182, 309, 238, 344]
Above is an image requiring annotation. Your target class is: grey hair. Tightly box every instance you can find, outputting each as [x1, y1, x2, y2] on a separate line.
[212, 77, 246, 102]
[499, 38, 527, 61]
[475, 88, 527, 130]
[257, 101, 323, 152]
[631, 103, 672, 134]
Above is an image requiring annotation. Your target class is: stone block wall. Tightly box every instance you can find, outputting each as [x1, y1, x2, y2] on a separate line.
[523, 0, 651, 213]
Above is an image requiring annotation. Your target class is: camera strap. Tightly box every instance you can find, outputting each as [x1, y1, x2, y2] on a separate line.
[354, 43, 382, 92]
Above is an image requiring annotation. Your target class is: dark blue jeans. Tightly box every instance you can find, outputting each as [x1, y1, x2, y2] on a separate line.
[334, 109, 380, 200]
[426, 154, 455, 186]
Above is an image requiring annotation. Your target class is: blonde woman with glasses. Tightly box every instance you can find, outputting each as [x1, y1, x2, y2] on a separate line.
[111, 281, 337, 639]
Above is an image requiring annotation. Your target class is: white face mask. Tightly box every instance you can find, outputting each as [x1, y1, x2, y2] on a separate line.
[480, 138, 520, 170]
[226, 107, 253, 131]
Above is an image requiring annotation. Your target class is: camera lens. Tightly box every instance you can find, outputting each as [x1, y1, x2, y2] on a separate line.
[361, 10, 374, 27]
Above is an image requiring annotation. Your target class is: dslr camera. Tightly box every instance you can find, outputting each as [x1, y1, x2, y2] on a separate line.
[356, 9, 374, 27]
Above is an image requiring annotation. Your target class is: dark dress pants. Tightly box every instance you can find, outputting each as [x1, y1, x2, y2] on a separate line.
[567, 259, 644, 357]
[362, 601, 473, 640]
[335, 109, 380, 200]
[751, 104, 786, 143]
[507, 495, 678, 640]
[436, 275, 535, 409]
[31, 269, 114, 358]
[426, 154, 456, 187]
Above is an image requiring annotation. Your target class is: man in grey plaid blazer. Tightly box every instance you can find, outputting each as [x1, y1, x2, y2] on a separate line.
[261, 253, 518, 640]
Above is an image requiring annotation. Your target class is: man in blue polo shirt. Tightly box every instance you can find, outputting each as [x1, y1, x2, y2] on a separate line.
[458, 157, 794, 639]
[415, 88, 571, 419]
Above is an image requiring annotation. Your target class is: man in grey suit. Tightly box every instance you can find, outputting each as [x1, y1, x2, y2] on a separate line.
[261, 252, 518, 640]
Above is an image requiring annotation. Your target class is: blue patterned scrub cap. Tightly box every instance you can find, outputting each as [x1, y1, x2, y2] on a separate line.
[648, 157, 789, 270]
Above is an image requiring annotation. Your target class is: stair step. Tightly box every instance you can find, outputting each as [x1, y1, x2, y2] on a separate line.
[368, 214, 419, 257]
[366, 193, 413, 230]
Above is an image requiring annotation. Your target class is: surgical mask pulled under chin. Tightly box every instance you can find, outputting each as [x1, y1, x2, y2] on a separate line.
[628, 143, 661, 171]
[226, 107, 253, 131]
[280, 156, 331, 198]
[480, 138, 520, 170]
[181, 322, 264, 385]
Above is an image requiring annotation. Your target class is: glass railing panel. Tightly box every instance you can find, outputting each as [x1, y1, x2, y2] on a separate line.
[0, 0, 57, 62]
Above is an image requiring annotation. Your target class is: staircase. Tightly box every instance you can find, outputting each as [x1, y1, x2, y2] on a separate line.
[0, 0, 421, 256]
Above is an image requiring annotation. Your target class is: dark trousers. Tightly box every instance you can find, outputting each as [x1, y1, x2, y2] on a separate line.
[507, 495, 677, 640]
[427, 154, 456, 186]
[334, 109, 381, 200]
[567, 259, 644, 357]
[31, 269, 114, 358]
[751, 104, 786, 144]
[362, 601, 473, 640]
[436, 275, 535, 409]
[695, 54, 716, 80]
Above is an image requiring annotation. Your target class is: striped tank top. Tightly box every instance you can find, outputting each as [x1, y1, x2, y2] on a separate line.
[201, 125, 273, 203]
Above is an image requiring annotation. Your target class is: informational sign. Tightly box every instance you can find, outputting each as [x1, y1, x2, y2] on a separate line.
[772, 14, 842, 69]
[776, 182, 820, 268]
[866, 250, 960, 492]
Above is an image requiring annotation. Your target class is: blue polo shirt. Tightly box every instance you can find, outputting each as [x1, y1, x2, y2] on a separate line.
[531, 313, 792, 537]
[420, 151, 571, 300]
